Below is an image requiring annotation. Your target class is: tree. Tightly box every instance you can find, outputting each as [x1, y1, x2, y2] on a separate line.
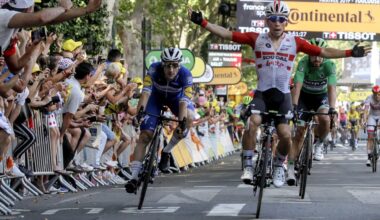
[44, 0, 109, 55]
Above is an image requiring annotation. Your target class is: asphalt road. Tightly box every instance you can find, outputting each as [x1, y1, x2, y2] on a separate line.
[7, 141, 380, 220]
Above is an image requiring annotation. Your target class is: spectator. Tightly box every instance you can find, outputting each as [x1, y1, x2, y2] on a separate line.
[60, 62, 93, 168]
[0, 0, 102, 72]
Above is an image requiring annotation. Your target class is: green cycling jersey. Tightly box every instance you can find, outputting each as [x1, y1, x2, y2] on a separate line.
[294, 56, 337, 94]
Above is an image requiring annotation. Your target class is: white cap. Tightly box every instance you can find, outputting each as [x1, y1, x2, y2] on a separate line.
[8, 0, 34, 9]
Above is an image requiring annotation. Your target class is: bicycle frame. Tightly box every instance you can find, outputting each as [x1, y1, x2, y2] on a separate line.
[136, 110, 181, 209]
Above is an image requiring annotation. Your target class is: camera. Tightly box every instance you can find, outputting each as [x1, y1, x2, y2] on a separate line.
[87, 116, 97, 122]
[31, 27, 47, 42]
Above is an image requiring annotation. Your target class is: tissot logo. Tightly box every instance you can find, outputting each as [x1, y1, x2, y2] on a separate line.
[288, 9, 373, 24]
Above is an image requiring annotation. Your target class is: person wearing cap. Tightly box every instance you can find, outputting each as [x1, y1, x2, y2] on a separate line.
[189, 1, 371, 188]
[61, 39, 83, 59]
[0, 0, 103, 73]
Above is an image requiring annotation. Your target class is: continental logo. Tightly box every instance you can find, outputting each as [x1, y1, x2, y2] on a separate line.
[214, 72, 240, 78]
[288, 9, 375, 24]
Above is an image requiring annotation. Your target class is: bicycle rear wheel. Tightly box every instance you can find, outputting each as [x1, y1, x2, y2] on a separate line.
[300, 133, 311, 199]
[255, 136, 270, 219]
[138, 134, 160, 209]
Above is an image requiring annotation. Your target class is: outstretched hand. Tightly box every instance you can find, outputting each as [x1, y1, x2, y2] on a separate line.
[352, 43, 371, 57]
[188, 8, 204, 26]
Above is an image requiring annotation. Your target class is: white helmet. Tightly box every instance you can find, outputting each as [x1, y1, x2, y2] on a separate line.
[265, 1, 290, 17]
[161, 47, 183, 62]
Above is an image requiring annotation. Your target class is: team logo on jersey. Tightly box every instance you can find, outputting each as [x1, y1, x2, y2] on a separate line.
[265, 43, 271, 48]
[319, 73, 325, 78]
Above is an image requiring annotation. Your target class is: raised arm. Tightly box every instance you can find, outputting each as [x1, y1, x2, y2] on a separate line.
[188, 8, 232, 40]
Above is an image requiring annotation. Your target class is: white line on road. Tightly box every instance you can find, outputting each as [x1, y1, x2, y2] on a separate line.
[207, 204, 245, 216]
[84, 208, 104, 214]
[42, 208, 80, 215]
[56, 192, 101, 205]
[120, 206, 180, 214]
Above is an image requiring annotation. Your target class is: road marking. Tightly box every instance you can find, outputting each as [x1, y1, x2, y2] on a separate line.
[56, 192, 101, 204]
[181, 189, 221, 202]
[237, 184, 252, 188]
[42, 208, 80, 215]
[207, 204, 245, 216]
[158, 194, 196, 204]
[263, 188, 312, 204]
[347, 189, 380, 204]
[158, 189, 221, 204]
[120, 206, 180, 214]
[193, 185, 226, 188]
[84, 208, 104, 214]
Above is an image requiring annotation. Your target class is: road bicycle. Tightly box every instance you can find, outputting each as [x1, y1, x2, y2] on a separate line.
[251, 110, 292, 218]
[295, 110, 334, 199]
[133, 109, 182, 209]
[370, 119, 379, 173]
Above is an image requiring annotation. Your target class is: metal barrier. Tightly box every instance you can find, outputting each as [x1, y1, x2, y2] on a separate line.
[26, 111, 55, 175]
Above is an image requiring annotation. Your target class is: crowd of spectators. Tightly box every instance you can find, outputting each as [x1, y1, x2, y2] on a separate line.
[0, 0, 251, 194]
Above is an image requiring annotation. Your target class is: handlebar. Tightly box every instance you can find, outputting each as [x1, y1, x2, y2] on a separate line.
[251, 109, 293, 120]
[296, 110, 336, 130]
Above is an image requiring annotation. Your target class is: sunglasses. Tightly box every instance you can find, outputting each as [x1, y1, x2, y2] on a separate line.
[163, 63, 180, 69]
[268, 16, 288, 23]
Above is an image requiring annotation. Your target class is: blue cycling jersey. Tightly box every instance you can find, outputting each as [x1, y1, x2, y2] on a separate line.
[142, 62, 193, 103]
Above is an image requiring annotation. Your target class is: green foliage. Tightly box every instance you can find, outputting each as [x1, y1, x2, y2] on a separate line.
[45, 0, 109, 55]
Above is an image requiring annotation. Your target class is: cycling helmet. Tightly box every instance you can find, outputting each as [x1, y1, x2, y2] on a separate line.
[265, 1, 290, 17]
[161, 47, 182, 62]
[372, 85, 380, 93]
[242, 96, 253, 105]
[309, 38, 328, 48]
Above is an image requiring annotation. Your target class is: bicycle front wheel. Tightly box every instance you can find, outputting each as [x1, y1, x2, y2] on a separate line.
[138, 135, 160, 209]
[256, 136, 270, 219]
[300, 134, 311, 199]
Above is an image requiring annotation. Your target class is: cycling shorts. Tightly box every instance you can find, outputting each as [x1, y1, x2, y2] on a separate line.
[367, 115, 380, 132]
[141, 95, 194, 131]
[298, 91, 329, 121]
[249, 88, 292, 126]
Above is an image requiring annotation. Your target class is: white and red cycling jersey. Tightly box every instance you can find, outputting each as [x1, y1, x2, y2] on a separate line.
[364, 95, 380, 116]
[364, 95, 380, 131]
[232, 32, 321, 93]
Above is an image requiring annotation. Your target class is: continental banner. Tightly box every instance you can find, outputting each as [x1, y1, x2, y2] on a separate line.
[287, 2, 380, 33]
[237, 0, 380, 40]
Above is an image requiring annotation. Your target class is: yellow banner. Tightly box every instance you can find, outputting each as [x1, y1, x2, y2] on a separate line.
[338, 93, 349, 101]
[349, 91, 371, 102]
[207, 67, 242, 85]
[228, 82, 248, 95]
[287, 2, 380, 33]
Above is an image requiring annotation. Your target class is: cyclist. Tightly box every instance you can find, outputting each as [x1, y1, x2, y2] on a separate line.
[125, 47, 194, 193]
[290, 38, 337, 185]
[189, 1, 370, 187]
[348, 104, 360, 149]
[363, 85, 380, 167]
[338, 107, 348, 145]
[235, 95, 253, 122]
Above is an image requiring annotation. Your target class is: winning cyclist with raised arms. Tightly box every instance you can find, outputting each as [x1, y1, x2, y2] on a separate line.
[125, 48, 194, 193]
[189, 0, 370, 187]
